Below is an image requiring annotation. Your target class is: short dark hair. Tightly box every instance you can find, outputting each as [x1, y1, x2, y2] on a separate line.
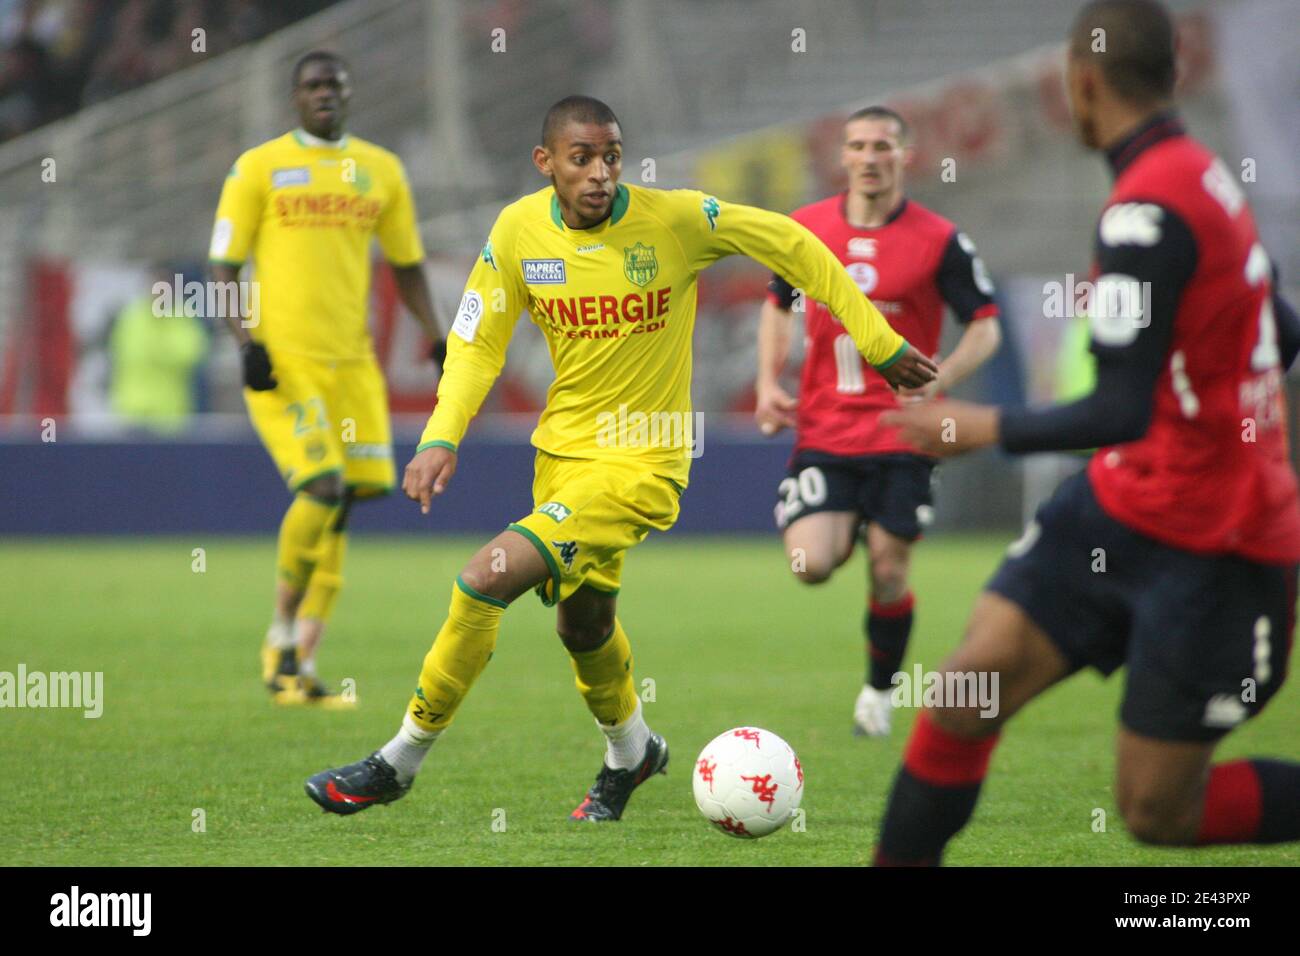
[541, 95, 621, 148]
[845, 105, 909, 143]
[1069, 0, 1176, 105]
[291, 50, 348, 87]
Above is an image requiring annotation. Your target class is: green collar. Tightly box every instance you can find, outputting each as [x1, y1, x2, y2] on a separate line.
[550, 183, 629, 231]
[292, 128, 349, 149]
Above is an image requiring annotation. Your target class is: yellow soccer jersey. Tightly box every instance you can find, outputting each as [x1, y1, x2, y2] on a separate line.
[418, 184, 907, 483]
[209, 129, 424, 361]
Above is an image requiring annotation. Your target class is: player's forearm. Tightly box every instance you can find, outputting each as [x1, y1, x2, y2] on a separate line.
[417, 351, 501, 450]
[788, 232, 905, 368]
[937, 316, 1000, 391]
[209, 263, 252, 346]
[727, 207, 905, 367]
[757, 299, 793, 390]
[1000, 362, 1154, 453]
[392, 263, 441, 341]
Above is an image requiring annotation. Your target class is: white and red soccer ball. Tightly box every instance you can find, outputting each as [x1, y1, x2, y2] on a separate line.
[693, 727, 803, 838]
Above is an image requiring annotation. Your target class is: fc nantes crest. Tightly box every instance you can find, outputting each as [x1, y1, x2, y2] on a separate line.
[623, 242, 658, 287]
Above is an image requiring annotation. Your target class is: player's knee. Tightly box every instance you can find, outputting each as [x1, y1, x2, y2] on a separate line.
[1116, 789, 1199, 846]
[300, 473, 344, 503]
[791, 560, 835, 585]
[786, 542, 841, 584]
[556, 616, 614, 652]
[458, 561, 511, 603]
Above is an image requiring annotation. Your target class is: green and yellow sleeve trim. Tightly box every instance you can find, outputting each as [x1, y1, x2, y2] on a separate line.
[416, 439, 457, 454]
[872, 340, 909, 371]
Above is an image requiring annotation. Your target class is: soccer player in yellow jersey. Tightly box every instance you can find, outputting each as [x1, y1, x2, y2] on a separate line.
[305, 96, 936, 819]
[209, 52, 442, 705]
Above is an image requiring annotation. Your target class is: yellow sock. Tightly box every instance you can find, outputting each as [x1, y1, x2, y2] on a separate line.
[406, 578, 505, 732]
[570, 617, 638, 727]
[275, 493, 338, 592]
[298, 525, 347, 623]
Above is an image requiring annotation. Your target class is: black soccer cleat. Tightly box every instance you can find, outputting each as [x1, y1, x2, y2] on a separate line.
[569, 732, 669, 822]
[305, 752, 410, 815]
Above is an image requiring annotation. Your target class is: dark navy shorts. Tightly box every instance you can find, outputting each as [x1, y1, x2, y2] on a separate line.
[774, 451, 936, 542]
[987, 471, 1296, 742]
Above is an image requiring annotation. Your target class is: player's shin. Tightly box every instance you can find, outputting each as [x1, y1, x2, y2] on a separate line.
[295, 523, 347, 673]
[569, 618, 646, 769]
[874, 709, 1001, 866]
[1197, 759, 1300, 845]
[867, 592, 915, 691]
[383, 578, 504, 783]
[276, 493, 339, 601]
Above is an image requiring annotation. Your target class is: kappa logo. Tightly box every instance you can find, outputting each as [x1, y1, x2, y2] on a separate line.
[537, 501, 572, 523]
[1099, 203, 1163, 247]
[553, 540, 578, 571]
[702, 196, 720, 230]
[523, 259, 567, 284]
[271, 166, 311, 188]
[481, 241, 497, 271]
[623, 243, 658, 287]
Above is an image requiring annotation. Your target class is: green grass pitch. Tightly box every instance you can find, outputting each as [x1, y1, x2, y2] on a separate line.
[2, 533, 1296, 866]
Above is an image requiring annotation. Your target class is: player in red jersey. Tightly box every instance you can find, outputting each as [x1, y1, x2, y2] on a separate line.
[873, 0, 1300, 864]
[756, 106, 1002, 737]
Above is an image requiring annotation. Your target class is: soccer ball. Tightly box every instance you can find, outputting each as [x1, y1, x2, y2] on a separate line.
[693, 727, 803, 838]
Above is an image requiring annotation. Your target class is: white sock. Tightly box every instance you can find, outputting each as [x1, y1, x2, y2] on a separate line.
[297, 655, 317, 679]
[601, 700, 651, 771]
[379, 714, 442, 785]
[267, 614, 295, 650]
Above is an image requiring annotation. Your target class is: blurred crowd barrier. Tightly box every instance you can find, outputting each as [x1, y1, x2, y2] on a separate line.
[1, 0, 1295, 533]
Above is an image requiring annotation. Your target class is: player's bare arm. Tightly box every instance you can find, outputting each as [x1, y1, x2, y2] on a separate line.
[210, 260, 276, 390]
[755, 297, 798, 435]
[392, 263, 446, 367]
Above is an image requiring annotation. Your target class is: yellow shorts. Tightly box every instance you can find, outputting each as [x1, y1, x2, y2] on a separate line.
[244, 352, 395, 496]
[508, 451, 684, 606]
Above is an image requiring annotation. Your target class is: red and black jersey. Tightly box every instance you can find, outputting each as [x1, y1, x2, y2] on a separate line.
[768, 196, 998, 457]
[1001, 113, 1300, 563]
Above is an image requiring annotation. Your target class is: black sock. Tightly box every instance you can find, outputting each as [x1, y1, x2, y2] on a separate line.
[866, 592, 914, 691]
[874, 711, 999, 866]
[1255, 760, 1300, 842]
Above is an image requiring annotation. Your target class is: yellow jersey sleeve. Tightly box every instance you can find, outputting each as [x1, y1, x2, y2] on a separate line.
[679, 191, 907, 369]
[376, 157, 425, 267]
[417, 210, 527, 452]
[209, 151, 265, 267]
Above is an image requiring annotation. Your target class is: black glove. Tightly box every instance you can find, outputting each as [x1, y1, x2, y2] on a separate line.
[429, 338, 447, 374]
[241, 342, 277, 390]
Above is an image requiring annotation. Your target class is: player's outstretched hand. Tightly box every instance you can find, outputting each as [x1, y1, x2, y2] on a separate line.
[429, 338, 447, 374]
[878, 345, 938, 391]
[241, 342, 277, 391]
[755, 383, 798, 436]
[881, 399, 1000, 458]
[403, 445, 457, 514]
[897, 376, 942, 405]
